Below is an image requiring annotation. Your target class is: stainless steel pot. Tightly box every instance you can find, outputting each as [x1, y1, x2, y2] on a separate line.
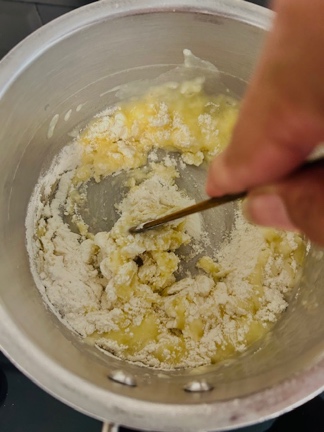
[0, 1, 323, 431]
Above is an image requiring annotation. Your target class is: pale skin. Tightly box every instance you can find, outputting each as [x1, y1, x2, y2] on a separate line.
[206, 0, 324, 245]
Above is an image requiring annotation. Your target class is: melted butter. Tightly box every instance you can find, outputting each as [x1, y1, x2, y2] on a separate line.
[74, 80, 238, 182]
[47, 114, 59, 139]
[37, 51, 306, 370]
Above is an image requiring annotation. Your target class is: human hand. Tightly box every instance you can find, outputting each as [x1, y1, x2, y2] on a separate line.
[206, 0, 324, 244]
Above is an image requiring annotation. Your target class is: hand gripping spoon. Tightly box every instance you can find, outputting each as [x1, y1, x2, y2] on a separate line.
[129, 156, 324, 234]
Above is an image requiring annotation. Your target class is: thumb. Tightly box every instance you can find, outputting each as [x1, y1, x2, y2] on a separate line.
[243, 162, 324, 245]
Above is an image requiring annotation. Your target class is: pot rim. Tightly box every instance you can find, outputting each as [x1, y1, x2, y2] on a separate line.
[0, 1, 323, 431]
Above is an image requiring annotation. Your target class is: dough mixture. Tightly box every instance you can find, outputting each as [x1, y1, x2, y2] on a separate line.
[27, 75, 306, 370]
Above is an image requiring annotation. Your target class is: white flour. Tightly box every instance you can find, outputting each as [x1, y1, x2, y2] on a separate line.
[26, 146, 304, 369]
[26, 77, 306, 370]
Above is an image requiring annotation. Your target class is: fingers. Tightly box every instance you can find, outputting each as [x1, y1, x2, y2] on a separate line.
[206, 0, 324, 197]
[205, 107, 324, 197]
[243, 163, 324, 245]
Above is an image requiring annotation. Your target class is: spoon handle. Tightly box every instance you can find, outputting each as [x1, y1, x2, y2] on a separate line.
[129, 192, 247, 233]
[129, 155, 324, 234]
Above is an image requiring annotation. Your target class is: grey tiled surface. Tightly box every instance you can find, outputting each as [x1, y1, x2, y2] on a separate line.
[0, 0, 269, 59]
[8, 0, 95, 6]
[0, 0, 96, 57]
[37, 3, 73, 24]
[0, 1, 42, 58]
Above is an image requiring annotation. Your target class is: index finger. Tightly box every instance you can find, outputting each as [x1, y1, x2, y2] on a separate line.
[206, 0, 324, 196]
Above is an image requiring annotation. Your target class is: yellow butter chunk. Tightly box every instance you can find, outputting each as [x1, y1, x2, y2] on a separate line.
[104, 314, 160, 354]
[154, 336, 187, 365]
[196, 256, 228, 281]
[188, 319, 205, 342]
[138, 251, 179, 292]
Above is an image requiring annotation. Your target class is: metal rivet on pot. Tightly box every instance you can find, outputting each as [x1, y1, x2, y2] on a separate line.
[183, 380, 213, 392]
[108, 370, 137, 387]
[101, 423, 119, 432]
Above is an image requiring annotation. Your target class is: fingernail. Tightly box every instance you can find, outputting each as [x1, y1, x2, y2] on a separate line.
[206, 155, 240, 197]
[206, 159, 227, 196]
[243, 193, 298, 231]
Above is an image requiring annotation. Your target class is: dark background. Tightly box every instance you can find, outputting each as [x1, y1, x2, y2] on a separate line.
[0, 0, 269, 58]
[0, 1, 323, 431]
